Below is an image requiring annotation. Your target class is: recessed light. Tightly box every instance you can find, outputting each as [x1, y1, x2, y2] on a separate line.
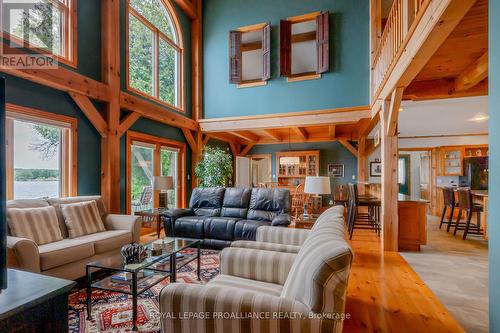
[399, 108, 404, 112]
[470, 113, 489, 122]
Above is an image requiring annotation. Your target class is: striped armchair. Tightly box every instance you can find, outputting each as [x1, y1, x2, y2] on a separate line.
[159, 206, 353, 333]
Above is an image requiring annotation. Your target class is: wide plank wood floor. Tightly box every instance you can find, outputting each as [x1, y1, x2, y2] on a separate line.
[344, 230, 465, 332]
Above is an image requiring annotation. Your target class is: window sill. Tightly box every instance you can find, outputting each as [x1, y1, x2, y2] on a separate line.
[126, 87, 185, 114]
[287, 73, 321, 83]
[237, 80, 267, 89]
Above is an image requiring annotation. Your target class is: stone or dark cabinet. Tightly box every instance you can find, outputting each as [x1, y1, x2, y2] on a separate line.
[0, 269, 75, 333]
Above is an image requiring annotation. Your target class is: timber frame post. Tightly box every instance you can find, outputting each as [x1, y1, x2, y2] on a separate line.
[101, 0, 121, 213]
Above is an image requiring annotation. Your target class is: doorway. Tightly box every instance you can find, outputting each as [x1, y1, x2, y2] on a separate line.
[249, 154, 272, 187]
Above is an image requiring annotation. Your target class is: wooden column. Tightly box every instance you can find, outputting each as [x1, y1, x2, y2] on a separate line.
[381, 100, 399, 252]
[357, 136, 367, 194]
[101, 0, 121, 213]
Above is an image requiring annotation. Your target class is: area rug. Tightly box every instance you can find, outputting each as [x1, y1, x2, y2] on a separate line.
[68, 249, 220, 333]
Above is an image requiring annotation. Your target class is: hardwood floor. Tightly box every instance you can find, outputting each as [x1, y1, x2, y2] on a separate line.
[344, 229, 465, 332]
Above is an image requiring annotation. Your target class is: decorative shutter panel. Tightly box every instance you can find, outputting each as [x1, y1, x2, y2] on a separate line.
[229, 30, 242, 84]
[280, 20, 292, 77]
[316, 11, 330, 73]
[262, 23, 271, 81]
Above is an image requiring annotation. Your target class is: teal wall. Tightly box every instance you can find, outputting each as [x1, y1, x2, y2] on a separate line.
[249, 141, 358, 202]
[489, 0, 499, 330]
[1, 1, 194, 212]
[203, 0, 369, 118]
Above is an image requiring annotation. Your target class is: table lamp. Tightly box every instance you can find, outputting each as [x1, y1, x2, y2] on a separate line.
[153, 176, 174, 209]
[304, 176, 331, 216]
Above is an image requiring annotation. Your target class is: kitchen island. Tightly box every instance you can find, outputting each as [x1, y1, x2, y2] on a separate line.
[398, 194, 429, 251]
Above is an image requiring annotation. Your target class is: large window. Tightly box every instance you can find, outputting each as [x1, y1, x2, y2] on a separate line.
[126, 131, 185, 213]
[127, 0, 184, 111]
[5, 105, 77, 200]
[1, 0, 77, 66]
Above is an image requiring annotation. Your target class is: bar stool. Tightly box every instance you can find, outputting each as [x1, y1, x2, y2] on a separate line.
[440, 187, 456, 231]
[453, 187, 484, 240]
[333, 184, 349, 207]
[347, 183, 381, 239]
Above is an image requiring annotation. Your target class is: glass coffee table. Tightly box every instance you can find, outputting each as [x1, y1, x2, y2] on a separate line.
[85, 237, 201, 331]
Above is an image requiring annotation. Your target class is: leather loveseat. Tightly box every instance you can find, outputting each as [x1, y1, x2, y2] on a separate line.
[163, 187, 291, 249]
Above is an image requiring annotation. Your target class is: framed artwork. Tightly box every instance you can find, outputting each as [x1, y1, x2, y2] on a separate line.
[328, 164, 344, 177]
[370, 161, 382, 177]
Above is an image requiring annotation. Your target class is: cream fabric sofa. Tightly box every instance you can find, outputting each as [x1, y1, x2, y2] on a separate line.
[7, 196, 141, 280]
[159, 206, 353, 333]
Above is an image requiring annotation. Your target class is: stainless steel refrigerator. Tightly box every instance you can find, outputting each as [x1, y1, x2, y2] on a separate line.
[463, 157, 489, 190]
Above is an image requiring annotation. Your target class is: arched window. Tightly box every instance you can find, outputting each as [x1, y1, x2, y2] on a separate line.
[127, 0, 184, 111]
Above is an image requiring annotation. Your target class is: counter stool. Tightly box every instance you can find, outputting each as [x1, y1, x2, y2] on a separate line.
[347, 183, 381, 239]
[453, 187, 484, 240]
[440, 187, 456, 231]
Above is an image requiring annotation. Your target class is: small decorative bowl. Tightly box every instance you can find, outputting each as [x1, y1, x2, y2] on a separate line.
[120, 243, 147, 264]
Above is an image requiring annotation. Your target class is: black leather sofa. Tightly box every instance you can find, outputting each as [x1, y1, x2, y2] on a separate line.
[163, 187, 291, 249]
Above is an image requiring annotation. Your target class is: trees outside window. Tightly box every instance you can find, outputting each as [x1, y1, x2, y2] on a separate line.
[127, 0, 183, 111]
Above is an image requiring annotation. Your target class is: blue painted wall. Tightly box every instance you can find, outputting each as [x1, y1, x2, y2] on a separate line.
[203, 0, 369, 118]
[489, 0, 499, 330]
[249, 141, 358, 202]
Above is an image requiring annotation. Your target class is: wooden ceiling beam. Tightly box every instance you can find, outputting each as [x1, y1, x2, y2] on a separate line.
[386, 87, 404, 137]
[292, 126, 308, 140]
[202, 134, 210, 145]
[182, 129, 198, 152]
[239, 144, 255, 156]
[229, 130, 260, 142]
[174, 0, 197, 19]
[328, 125, 336, 140]
[455, 51, 488, 92]
[69, 92, 108, 137]
[262, 129, 282, 141]
[120, 92, 198, 130]
[404, 78, 488, 101]
[229, 143, 241, 156]
[339, 139, 358, 157]
[118, 112, 141, 137]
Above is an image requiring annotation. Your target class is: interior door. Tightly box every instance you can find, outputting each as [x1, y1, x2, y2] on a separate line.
[398, 155, 411, 196]
[235, 156, 251, 188]
[420, 152, 431, 200]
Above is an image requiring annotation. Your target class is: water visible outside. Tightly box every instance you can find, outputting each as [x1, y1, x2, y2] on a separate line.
[14, 180, 59, 199]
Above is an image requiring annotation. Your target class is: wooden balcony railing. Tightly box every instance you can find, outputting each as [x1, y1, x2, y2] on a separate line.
[371, 0, 431, 99]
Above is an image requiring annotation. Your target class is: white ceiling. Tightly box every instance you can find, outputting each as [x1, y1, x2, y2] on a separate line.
[398, 96, 489, 137]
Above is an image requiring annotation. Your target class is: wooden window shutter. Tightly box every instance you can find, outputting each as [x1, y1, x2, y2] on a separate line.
[229, 30, 242, 84]
[280, 20, 291, 77]
[262, 24, 271, 81]
[316, 11, 330, 73]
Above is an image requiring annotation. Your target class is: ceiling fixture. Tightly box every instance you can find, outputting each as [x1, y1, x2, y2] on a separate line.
[280, 128, 300, 165]
[470, 113, 489, 122]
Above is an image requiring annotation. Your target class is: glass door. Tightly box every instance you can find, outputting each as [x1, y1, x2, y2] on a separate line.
[130, 142, 155, 213]
[160, 147, 179, 209]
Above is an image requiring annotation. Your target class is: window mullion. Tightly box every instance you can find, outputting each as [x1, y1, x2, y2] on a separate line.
[154, 30, 160, 98]
[5, 119, 14, 200]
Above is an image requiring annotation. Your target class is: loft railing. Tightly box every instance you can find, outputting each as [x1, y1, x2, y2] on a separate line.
[371, 0, 431, 98]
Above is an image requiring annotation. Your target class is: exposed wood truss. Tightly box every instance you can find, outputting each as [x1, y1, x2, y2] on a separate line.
[338, 139, 358, 157]
[118, 112, 141, 137]
[69, 92, 108, 137]
[386, 87, 404, 137]
[454, 51, 488, 92]
[174, 0, 197, 19]
[292, 127, 308, 140]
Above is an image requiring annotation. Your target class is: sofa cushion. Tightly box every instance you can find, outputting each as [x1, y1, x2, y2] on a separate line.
[175, 216, 205, 239]
[189, 188, 225, 217]
[208, 274, 283, 297]
[203, 217, 239, 241]
[220, 188, 252, 218]
[73, 230, 132, 254]
[61, 200, 106, 238]
[280, 206, 353, 315]
[8, 206, 63, 245]
[247, 188, 291, 222]
[234, 220, 271, 241]
[48, 196, 107, 238]
[39, 238, 95, 270]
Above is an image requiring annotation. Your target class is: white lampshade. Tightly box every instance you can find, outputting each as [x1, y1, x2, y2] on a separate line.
[304, 176, 331, 195]
[153, 176, 174, 191]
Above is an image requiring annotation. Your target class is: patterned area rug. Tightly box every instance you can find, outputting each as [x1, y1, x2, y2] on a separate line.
[68, 249, 220, 333]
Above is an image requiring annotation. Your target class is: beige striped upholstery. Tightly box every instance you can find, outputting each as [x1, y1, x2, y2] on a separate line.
[160, 284, 341, 333]
[7, 206, 63, 245]
[281, 206, 353, 315]
[61, 200, 106, 238]
[209, 274, 283, 296]
[256, 226, 310, 245]
[220, 247, 295, 285]
[231, 240, 301, 253]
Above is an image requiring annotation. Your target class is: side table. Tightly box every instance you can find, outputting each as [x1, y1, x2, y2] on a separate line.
[134, 208, 168, 238]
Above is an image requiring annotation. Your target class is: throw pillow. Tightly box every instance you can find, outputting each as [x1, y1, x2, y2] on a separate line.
[8, 206, 63, 245]
[61, 200, 106, 238]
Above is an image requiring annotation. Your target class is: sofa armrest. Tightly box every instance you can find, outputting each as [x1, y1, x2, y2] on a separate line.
[7, 236, 40, 272]
[256, 226, 310, 246]
[162, 208, 194, 236]
[231, 240, 301, 253]
[105, 214, 142, 243]
[220, 247, 295, 285]
[271, 213, 292, 227]
[160, 283, 317, 333]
